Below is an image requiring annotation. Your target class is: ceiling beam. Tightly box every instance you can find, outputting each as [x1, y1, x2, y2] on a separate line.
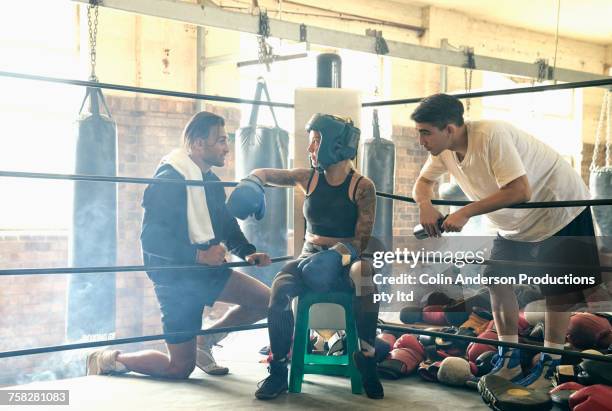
[73, 0, 610, 84]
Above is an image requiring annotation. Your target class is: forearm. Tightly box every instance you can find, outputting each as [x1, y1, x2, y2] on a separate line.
[413, 178, 435, 207]
[460, 188, 527, 218]
[250, 168, 300, 187]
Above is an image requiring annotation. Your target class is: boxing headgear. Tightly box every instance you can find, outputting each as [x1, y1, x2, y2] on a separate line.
[306, 114, 360, 170]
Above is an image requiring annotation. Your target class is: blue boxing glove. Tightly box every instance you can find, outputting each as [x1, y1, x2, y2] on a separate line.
[226, 174, 266, 220]
[298, 243, 359, 292]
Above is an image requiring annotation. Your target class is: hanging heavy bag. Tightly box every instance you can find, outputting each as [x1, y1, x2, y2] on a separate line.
[234, 78, 289, 285]
[589, 90, 612, 254]
[360, 110, 395, 291]
[67, 86, 117, 341]
[66, 3, 117, 341]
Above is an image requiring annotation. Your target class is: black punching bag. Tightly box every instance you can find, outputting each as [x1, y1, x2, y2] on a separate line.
[360, 110, 395, 253]
[235, 79, 289, 285]
[590, 167, 612, 253]
[317, 53, 342, 88]
[67, 87, 117, 340]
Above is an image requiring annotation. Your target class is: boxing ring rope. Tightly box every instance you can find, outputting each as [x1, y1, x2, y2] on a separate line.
[0, 70, 294, 108]
[0, 256, 294, 277]
[1, 170, 611, 209]
[375, 191, 612, 209]
[0, 323, 269, 359]
[0, 69, 610, 109]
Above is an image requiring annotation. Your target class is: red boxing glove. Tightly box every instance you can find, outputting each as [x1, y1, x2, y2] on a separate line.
[517, 311, 530, 335]
[377, 347, 423, 379]
[393, 334, 425, 357]
[422, 305, 449, 325]
[375, 333, 397, 363]
[567, 313, 612, 350]
[569, 385, 612, 411]
[467, 329, 498, 362]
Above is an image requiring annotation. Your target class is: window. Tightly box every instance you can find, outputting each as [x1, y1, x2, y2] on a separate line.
[480, 72, 583, 162]
[0, 1, 81, 230]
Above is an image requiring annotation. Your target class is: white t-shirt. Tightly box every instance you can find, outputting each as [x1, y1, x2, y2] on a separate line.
[419, 120, 589, 242]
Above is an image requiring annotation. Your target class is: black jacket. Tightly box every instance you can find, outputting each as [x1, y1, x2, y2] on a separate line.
[140, 164, 256, 264]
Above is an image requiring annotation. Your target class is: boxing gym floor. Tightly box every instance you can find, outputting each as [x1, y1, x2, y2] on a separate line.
[0, 327, 575, 411]
[0, 328, 489, 411]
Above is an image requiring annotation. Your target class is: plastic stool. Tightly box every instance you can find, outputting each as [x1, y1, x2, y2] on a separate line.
[288, 291, 363, 394]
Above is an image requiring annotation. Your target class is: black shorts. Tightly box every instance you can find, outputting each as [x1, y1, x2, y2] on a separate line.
[483, 207, 601, 297]
[145, 254, 232, 344]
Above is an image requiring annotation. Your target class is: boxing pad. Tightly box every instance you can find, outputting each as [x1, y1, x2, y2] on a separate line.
[567, 312, 612, 350]
[420, 291, 452, 308]
[226, 175, 266, 220]
[377, 347, 423, 379]
[478, 374, 553, 411]
[422, 305, 449, 325]
[437, 357, 473, 387]
[399, 305, 422, 324]
[578, 354, 612, 386]
[375, 333, 396, 363]
[298, 243, 358, 292]
[460, 311, 492, 335]
[553, 350, 602, 385]
[570, 385, 612, 411]
[475, 351, 497, 376]
[549, 382, 584, 410]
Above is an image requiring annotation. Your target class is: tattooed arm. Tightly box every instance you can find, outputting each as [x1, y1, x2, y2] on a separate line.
[352, 177, 377, 253]
[250, 168, 312, 192]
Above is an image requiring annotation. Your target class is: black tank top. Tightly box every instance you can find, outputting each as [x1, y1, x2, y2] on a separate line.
[303, 169, 363, 238]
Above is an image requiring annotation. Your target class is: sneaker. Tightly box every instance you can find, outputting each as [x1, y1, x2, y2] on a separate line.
[486, 347, 523, 382]
[86, 350, 126, 375]
[515, 353, 560, 390]
[196, 333, 229, 375]
[353, 351, 384, 399]
[255, 360, 288, 400]
[196, 344, 229, 376]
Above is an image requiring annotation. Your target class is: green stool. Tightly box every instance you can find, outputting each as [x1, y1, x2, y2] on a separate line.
[288, 291, 363, 394]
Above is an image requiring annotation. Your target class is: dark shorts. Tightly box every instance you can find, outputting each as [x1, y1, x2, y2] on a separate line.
[145, 254, 232, 344]
[483, 207, 601, 297]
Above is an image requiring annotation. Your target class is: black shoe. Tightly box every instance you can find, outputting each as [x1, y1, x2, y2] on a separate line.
[353, 351, 384, 399]
[255, 360, 288, 400]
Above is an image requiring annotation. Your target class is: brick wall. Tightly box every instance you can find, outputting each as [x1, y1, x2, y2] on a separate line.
[0, 234, 70, 384]
[391, 125, 431, 236]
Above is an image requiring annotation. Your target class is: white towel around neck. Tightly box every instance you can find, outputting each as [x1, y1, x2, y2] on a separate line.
[160, 148, 215, 244]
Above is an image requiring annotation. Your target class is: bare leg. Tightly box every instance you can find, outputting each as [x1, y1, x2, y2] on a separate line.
[544, 292, 579, 358]
[116, 339, 196, 379]
[488, 284, 519, 340]
[209, 269, 270, 328]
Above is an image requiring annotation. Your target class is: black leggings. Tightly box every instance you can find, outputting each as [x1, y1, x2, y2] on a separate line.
[268, 250, 379, 361]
